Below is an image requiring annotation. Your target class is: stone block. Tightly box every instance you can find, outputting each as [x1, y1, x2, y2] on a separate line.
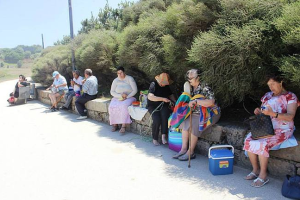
[130, 121, 137, 131]
[141, 125, 151, 136]
[296, 163, 300, 168]
[270, 142, 300, 162]
[137, 124, 142, 134]
[136, 112, 151, 126]
[85, 99, 110, 113]
[297, 168, 300, 176]
[268, 158, 296, 178]
[234, 149, 252, 169]
[196, 140, 211, 157]
[200, 124, 224, 143]
[223, 125, 248, 150]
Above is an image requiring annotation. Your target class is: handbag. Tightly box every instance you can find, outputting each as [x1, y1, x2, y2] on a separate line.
[248, 114, 274, 140]
[282, 175, 300, 199]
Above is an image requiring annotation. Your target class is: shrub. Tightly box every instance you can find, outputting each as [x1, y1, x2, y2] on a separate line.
[189, 21, 274, 106]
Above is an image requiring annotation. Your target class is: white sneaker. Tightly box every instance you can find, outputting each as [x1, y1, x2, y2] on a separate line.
[77, 116, 87, 120]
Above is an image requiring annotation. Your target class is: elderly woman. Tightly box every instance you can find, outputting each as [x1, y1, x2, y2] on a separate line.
[109, 67, 138, 134]
[8, 75, 28, 104]
[171, 69, 221, 161]
[243, 75, 298, 188]
[147, 73, 176, 146]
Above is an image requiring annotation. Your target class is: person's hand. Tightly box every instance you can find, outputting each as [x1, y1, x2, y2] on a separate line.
[55, 85, 59, 89]
[82, 79, 86, 84]
[162, 98, 170, 103]
[189, 100, 197, 108]
[254, 107, 261, 115]
[261, 105, 275, 116]
[70, 80, 75, 85]
[46, 88, 50, 91]
[122, 93, 128, 99]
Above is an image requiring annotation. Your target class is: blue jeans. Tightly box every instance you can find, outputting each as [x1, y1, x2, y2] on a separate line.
[63, 91, 75, 108]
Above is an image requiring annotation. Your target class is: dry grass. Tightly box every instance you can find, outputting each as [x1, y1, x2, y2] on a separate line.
[0, 59, 33, 83]
[0, 67, 32, 83]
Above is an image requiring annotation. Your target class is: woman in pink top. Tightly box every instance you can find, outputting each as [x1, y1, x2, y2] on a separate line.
[243, 75, 298, 188]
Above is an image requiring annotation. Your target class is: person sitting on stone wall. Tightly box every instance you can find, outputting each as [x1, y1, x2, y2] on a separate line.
[170, 69, 221, 161]
[8, 75, 28, 104]
[75, 69, 98, 120]
[109, 66, 138, 135]
[243, 74, 299, 188]
[60, 70, 83, 110]
[46, 71, 68, 112]
[147, 72, 176, 146]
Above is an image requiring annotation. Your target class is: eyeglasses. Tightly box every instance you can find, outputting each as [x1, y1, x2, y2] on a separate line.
[117, 72, 124, 75]
[187, 77, 195, 81]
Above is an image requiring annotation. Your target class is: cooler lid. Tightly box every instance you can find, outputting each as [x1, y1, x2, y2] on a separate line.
[210, 149, 234, 159]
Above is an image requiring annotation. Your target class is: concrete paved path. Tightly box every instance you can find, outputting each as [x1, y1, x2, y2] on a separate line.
[0, 80, 289, 200]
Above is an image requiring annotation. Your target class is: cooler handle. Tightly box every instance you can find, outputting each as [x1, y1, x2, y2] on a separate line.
[208, 145, 234, 158]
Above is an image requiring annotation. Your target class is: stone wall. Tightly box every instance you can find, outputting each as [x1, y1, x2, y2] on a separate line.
[37, 89, 300, 178]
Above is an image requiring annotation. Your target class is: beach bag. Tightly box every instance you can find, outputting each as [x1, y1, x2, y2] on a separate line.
[139, 90, 148, 108]
[248, 114, 274, 140]
[282, 175, 300, 199]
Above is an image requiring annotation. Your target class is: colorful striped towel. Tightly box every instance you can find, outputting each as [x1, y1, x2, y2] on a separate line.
[168, 92, 219, 131]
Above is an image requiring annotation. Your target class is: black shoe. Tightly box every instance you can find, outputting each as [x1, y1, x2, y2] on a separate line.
[60, 106, 68, 110]
[51, 108, 57, 112]
[178, 153, 196, 161]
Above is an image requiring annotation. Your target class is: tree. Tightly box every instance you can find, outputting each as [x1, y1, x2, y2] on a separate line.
[24, 51, 31, 59]
[17, 60, 23, 68]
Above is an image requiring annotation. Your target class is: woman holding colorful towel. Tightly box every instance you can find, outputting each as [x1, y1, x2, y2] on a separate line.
[109, 67, 138, 134]
[170, 69, 221, 161]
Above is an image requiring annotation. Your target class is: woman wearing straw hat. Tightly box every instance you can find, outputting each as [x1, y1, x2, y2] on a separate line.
[147, 73, 176, 146]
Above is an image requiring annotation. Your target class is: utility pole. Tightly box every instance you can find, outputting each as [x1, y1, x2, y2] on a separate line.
[41, 34, 44, 49]
[68, 0, 76, 70]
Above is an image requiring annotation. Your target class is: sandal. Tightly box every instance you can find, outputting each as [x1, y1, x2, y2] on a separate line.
[178, 153, 196, 161]
[172, 151, 187, 159]
[244, 172, 258, 180]
[111, 125, 118, 132]
[119, 126, 126, 134]
[251, 177, 269, 188]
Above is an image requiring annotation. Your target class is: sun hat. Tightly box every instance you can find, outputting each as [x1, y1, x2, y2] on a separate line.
[52, 71, 59, 78]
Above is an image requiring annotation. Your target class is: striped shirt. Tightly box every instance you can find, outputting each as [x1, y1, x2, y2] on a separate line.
[83, 76, 98, 95]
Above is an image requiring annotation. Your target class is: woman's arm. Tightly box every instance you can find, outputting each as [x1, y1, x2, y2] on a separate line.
[110, 79, 122, 98]
[262, 103, 297, 121]
[127, 76, 138, 98]
[148, 93, 170, 103]
[18, 82, 25, 87]
[190, 99, 215, 107]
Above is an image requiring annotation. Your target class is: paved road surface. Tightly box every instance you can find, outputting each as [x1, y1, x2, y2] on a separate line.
[0, 80, 288, 200]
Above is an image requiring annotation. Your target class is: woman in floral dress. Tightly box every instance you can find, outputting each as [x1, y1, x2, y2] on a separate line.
[243, 75, 298, 187]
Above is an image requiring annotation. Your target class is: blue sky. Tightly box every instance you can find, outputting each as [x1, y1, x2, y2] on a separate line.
[0, 0, 137, 48]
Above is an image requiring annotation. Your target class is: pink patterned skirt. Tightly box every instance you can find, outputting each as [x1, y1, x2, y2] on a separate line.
[243, 128, 293, 157]
[109, 97, 136, 125]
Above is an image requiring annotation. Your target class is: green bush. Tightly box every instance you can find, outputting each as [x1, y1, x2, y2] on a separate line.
[32, 45, 71, 86]
[75, 30, 119, 93]
[189, 20, 275, 106]
[274, 1, 300, 47]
